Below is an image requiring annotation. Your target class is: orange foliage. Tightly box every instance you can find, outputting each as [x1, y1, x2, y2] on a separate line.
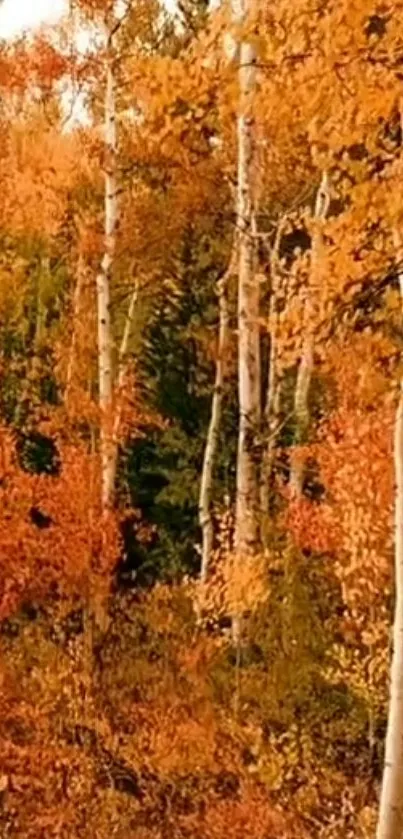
[0, 428, 119, 621]
[1, 0, 403, 836]
[287, 337, 395, 606]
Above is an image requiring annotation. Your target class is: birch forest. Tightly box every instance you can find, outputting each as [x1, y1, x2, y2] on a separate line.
[1, 0, 403, 837]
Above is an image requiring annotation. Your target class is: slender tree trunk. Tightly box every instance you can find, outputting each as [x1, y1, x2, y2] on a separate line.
[376, 228, 403, 839]
[260, 215, 286, 543]
[116, 284, 139, 404]
[65, 253, 86, 406]
[35, 255, 49, 351]
[290, 341, 314, 496]
[233, 0, 260, 560]
[97, 43, 117, 512]
[107, 282, 139, 497]
[290, 171, 329, 496]
[260, 341, 281, 542]
[199, 252, 234, 583]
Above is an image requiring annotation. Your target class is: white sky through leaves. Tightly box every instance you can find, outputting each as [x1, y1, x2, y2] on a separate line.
[0, 0, 181, 38]
[0, 0, 66, 38]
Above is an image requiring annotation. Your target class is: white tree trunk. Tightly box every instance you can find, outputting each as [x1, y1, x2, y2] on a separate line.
[290, 171, 329, 496]
[260, 215, 286, 542]
[107, 282, 139, 498]
[376, 229, 403, 839]
[97, 47, 117, 511]
[290, 341, 314, 496]
[199, 252, 233, 583]
[233, 0, 260, 559]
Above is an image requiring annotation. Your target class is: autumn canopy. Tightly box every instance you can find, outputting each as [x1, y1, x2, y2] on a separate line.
[0, 1, 403, 838]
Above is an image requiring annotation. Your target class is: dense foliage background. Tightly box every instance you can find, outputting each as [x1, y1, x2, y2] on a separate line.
[1, 1, 403, 837]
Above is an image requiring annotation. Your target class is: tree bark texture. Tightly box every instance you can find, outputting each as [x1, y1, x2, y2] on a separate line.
[290, 171, 329, 496]
[233, 0, 260, 559]
[260, 215, 286, 543]
[376, 227, 403, 839]
[199, 253, 233, 583]
[97, 45, 117, 511]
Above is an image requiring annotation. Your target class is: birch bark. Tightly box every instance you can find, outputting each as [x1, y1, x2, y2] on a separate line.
[260, 216, 286, 543]
[97, 36, 117, 511]
[107, 283, 139, 498]
[199, 252, 234, 583]
[290, 171, 329, 496]
[376, 227, 403, 839]
[232, 0, 260, 559]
